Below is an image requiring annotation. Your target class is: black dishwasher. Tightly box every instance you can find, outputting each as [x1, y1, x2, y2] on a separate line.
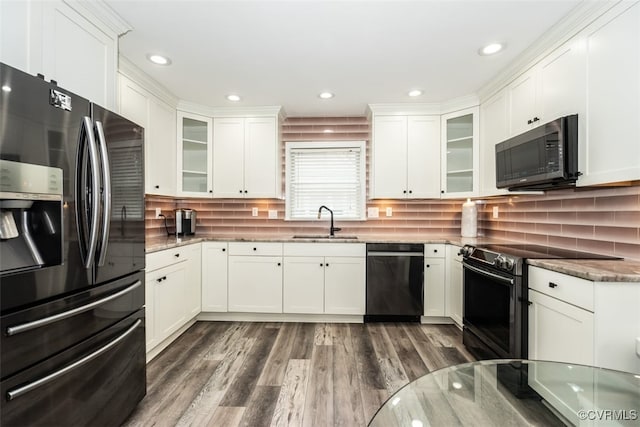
[365, 243, 424, 322]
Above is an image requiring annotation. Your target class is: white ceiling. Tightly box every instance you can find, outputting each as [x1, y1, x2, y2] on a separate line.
[107, 0, 583, 117]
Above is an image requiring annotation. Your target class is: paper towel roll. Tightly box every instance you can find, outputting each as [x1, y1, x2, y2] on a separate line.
[461, 198, 477, 237]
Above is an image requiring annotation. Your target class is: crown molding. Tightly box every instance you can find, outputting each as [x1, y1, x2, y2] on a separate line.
[64, 0, 132, 36]
[366, 103, 442, 117]
[177, 100, 283, 119]
[118, 55, 179, 107]
[477, 0, 620, 102]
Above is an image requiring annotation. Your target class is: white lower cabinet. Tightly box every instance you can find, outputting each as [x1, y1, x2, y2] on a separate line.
[228, 242, 283, 313]
[283, 243, 366, 315]
[323, 256, 366, 315]
[528, 265, 640, 374]
[423, 244, 446, 317]
[201, 242, 229, 312]
[528, 289, 594, 366]
[145, 243, 201, 354]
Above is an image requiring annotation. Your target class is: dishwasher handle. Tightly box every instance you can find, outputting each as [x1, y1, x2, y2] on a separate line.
[367, 251, 424, 257]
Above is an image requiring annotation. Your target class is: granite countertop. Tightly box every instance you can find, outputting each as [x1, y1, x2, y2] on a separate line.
[527, 259, 640, 282]
[146, 235, 640, 282]
[145, 234, 500, 253]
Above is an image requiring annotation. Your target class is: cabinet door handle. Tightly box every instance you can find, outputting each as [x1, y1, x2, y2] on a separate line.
[549, 282, 558, 288]
[527, 119, 533, 125]
[533, 117, 540, 122]
[156, 278, 162, 283]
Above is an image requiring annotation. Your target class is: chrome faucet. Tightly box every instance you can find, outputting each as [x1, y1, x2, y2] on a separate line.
[317, 205, 341, 237]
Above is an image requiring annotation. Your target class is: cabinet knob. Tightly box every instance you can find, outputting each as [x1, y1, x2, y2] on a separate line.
[253, 247, 257, 251]
[403, 190, 407, 194]
[433, 249, 438, 253]
[325, 263, 329, 267]
[174, 253, 180, 258]
[441, 190, 444, 194]
[244, 190, 248, 194]
[155, 185, 159, 189]
[222, 248, 226, 252]
[548, 282, 558, 288]
[533, 117, 540, 122]
[277, 262, 281, 266]
[209, 190, 213, 193]
[408, 190, 412, 194]
[426, 264, 430, 268]
[527, 119, 533, 125]
[320, 263, 324, 267]
[156, 278, 162, 283]
[239, 190, 243, 194]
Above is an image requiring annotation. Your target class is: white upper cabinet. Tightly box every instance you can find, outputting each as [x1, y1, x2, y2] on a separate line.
[119, 74, 177, 196]
[506, 35, 586, 139]
[178, 111, 213, 197]
[441, 107, 479, 198]
[1, 0, 120, 110]
[371, 115, 440, 199]
[479, 89, 510, 197]
[580, 2, 640, 186]
[213, 116, 280, 198]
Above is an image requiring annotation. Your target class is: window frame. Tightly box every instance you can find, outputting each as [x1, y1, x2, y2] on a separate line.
[285, 140, 367, 221]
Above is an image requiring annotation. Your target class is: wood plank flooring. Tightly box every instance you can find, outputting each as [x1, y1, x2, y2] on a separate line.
[123, 321, 475, 427]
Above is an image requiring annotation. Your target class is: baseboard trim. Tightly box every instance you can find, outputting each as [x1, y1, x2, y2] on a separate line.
[197, 312, 364, 323]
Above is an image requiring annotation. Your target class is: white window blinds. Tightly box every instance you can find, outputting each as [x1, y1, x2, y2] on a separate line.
[286, 141, 366, 220]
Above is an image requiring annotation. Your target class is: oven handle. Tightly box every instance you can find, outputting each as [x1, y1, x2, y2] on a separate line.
[5, 281, 142, 336]
[6, 319, 141, 401]
[462, 261, 514, 285]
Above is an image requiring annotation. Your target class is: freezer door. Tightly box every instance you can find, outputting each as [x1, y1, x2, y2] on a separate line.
[0, 63, 93, 312]
[0, 308, 146, 426]
[91, 104, 145, 284]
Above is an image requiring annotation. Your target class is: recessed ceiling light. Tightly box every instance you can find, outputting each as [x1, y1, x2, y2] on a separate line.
[408, 89, 423, 97]
[147, 54, 171, 65]
[478, 43, 505, 56]
[318, 92, 334, 99]
[226, 94, 241, 102]
[1, 85, 11, 92]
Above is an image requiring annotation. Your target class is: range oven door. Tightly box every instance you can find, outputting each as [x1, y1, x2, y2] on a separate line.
[462, 261, 525, 359]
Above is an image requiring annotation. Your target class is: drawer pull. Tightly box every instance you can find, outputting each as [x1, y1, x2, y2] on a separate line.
[549, 282, 558, 288]
[6, 281, 142, 336]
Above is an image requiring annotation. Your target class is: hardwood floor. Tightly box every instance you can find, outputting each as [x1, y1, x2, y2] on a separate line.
[123, 321, 475, 427]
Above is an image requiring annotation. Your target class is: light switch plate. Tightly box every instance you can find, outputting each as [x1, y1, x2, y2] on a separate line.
[386, 207, 393, 217]
[252, 207, 259, 217]
[367, 207, 379, 218]
[268, 209, 278, 219]
[155, 208, 161, 219]
[493, 206, 499, 219]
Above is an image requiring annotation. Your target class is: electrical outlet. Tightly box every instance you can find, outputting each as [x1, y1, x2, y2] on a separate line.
[155, 208, 161, 219]
[367, 207, 379, 218]
[268, 209, 278, 219]
[386, 207, 393, 217]
[252, 207, 259, 217]
[493, 206, 499, 218]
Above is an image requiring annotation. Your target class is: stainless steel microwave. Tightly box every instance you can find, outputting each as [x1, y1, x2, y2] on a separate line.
[495, 115, 580, 191]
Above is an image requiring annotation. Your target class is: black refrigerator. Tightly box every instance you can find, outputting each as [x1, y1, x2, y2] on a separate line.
[0, 62, 146, 426]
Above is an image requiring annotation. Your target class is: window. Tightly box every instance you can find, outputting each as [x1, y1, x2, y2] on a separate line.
[286, 141, 366, 220]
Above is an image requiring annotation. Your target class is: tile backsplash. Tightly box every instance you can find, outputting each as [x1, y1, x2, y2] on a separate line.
[145, 183, 639, 260]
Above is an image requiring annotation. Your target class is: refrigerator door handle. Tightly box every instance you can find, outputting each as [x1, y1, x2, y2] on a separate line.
[6, 318, 142, 401]
[75, 116, 100, 269]
[95, 121, 111, 267]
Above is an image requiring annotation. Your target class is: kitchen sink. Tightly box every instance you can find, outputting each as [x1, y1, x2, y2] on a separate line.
[292, 234, 358, 240]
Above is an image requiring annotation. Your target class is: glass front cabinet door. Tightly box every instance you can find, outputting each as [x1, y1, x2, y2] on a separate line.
[441, 106, 479, 198]
[177, 111, 213, 197]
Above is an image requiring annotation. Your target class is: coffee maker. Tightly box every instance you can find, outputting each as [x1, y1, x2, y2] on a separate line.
[174, 208, 196, 235]
[0, 160, 63, 275]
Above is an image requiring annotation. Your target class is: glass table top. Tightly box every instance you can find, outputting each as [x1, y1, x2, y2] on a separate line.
[369, 359, 640, 426]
